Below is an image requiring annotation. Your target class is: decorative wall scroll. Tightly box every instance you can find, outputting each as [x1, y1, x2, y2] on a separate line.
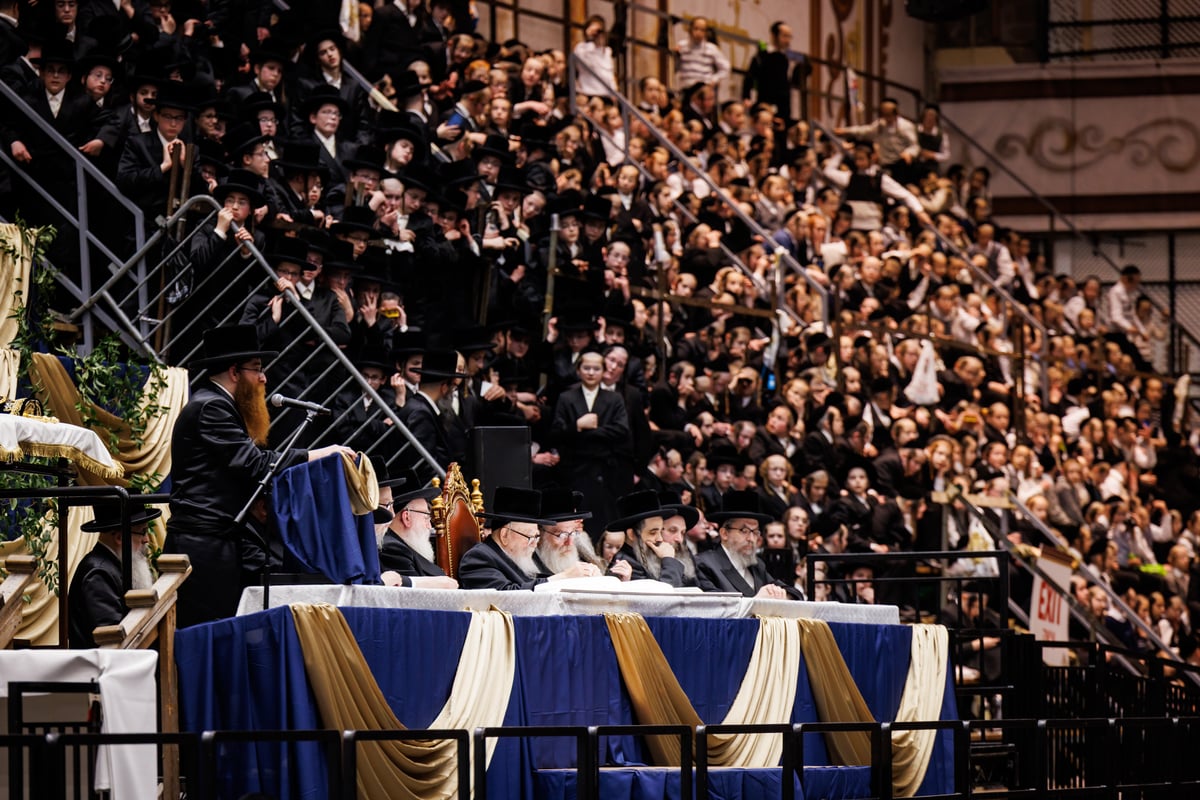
[995, 116, 1200, 174]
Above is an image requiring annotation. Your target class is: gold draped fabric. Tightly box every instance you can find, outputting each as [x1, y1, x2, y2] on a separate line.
[795, 617, 876, 766]
[0, 224, 35, 348]
[289, 603, 515, 800]
[28, 352, 187, 487]
[608, 613, 946, 798]
[604, 613, 800, 768]
[0, 354, 184, 643]
[340, 451, 379, 516]
[891, 624, 948, 797]
[0, 349, 21, 399]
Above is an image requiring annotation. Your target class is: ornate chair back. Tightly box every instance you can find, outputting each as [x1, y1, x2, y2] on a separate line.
[431, 463, 485, 578]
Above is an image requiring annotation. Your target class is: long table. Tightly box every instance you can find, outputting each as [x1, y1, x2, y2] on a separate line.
[177, 599, 956, 800]
[236, 584, 901, 624]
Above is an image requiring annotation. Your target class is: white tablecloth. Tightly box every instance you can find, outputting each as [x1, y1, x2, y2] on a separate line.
[237, 585, 900, 625]
[0, 414, 123, 477]
[0, 649, 158, 800]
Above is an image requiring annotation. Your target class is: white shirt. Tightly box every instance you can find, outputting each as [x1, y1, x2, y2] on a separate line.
[323, 70, 342, 90]
[315, 130, 337, 158]
[47, 89, 65, 118]
[582, 385, 599, 412]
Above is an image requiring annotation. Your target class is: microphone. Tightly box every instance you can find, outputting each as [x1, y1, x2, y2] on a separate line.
[269, 394, 332, 415]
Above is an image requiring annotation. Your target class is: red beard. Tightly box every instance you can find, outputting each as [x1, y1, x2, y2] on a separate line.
[234, 374, 271, 446]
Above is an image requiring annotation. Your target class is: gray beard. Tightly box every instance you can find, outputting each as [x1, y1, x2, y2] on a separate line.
[401, 529, 436, 563]
[130, 549, 154, 591]
[510, 550, 541, 579]
[728, 547, 759, 572]
[538, 542, 580, 575]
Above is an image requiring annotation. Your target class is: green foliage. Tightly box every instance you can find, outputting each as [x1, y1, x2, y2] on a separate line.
[1, 219, 169, 597]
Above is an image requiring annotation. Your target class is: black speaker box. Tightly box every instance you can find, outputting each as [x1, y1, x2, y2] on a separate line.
[472, 426, 532, 508]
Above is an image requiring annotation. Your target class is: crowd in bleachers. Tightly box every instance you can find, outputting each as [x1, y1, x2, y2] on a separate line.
[4, 0, 1200, 656]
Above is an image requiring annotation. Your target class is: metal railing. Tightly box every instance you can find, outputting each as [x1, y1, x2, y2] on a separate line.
[15, 718, 1200, 798]
[80, 193, 443, 479]
[0, 80, 147, 354]
[568, 53, 831, 327]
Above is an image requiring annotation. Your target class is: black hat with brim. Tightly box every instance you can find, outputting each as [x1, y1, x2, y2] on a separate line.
[706, 444, 746, 470]
[212, 168, 266, 208]
[32, 39, 76, 67]
[342, 144, 387, 175]
[354, 346, 391, 371]
[80, 502, 163, 533]
[398, 164, 434, 195]
[189, 324, 278, 370]
[540, 487, 593, 521]
[389, 331, 428, 360]
[473, 134, 513, 163]
[275, 141, 328, 176]
[453, 325, 497, 355]
[330, 205, 380, 237]
[707, 489, 774, 526]
[479, 486, 553, 526]
[581, 193, 613, 222]
[412, 349, 468, 381]
[494, 166, 529, 195]
[657, 491, 700, 530]
[605, 490, 666, 532]
[301, 85, 350, 117]
[379, 461, 441, 505]
[267, 236, 311, 267]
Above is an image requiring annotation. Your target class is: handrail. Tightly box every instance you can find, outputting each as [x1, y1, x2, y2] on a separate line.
[0, 80, 147, 225]
[1006, 490, 1196, 684]
[568, 53, 831, 325]
[178, 195, 445, 479]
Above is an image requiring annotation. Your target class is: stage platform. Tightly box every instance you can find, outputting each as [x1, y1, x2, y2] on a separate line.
[534, 765, 874, 799]
[176, 595, 957, 800]
[235, 584, 901, 624]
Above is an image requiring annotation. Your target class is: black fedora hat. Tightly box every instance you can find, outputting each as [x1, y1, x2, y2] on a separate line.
[301, 84, 350, 117]
[707, 443, 746, 471]
[389, 330, 428, 360]
[556, 306, 598, 333]
[548, 189, 583, 219]
[385, 463, 441, 505]
[657, 490, 699, 530]
[76, 48, 120, 77]
[581, 192, 613, 222]
[189, 324, 278, 370]
[605, 490, 665, 532]
[342, 144, 387, 175]
[472, 133, 513, 163]
[212, 168, 265, 208]
[249, 39, 291, 66]
[412, 349, 468, 381]
[267, 236, 311, 268]
[353, 345, 391, 371]
[540, 487, 593, 522]
[224, 123, 269, 158]
[453, 325, 497, 355]
[707, 489, 774, 526]
[331, 205, 380, 238]
[32, 38, 76, 67]
[242, 90, 284, 121]
[80, 501, 163, 533]
[152, 81, 193, 113]
[494, 166, 528, 195]
[479, 486, 552, 526]
[275, 141, 328, 175]
[377, 112, 427, 148]
[390, 70, 425, 101]
[398, 164, 434, 195]
[322, 238, 362, 272]
[439, 158, 481, 188]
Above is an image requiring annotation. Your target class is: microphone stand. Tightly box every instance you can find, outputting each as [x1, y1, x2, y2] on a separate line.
[236, 406, 322, 611]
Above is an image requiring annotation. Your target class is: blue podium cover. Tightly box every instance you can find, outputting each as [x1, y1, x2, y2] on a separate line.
[273, 455, 381, 584]
[176, 607, 958, 800]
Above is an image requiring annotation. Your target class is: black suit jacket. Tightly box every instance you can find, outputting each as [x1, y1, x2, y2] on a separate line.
[168, 384, 307, 529]
[67, 544, 126, 648]
[399, 392, 452, 470]
[694, 545, 798, 599]
[550, 387, 633, 467]
[117, 131, 171, 216]
[457, 535, 548, 591]
[379, 531, 447, 584]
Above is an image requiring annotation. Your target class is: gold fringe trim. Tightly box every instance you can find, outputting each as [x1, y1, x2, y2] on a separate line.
[14, 441, 125, 479]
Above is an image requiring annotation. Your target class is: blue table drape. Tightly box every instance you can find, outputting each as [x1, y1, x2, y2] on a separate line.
[176, 607, 957, 800]
[273, 455, 381, 584]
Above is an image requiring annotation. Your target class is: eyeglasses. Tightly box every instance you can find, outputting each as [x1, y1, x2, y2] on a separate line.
[547, 529, 579, 542]
[404, 507, 432, 517]
[379, 501, 394, 510]
[503, 526, 540, 543]
[88, 71, 114, 83]
[724, 525, 761, 537]
[317, 108, 343, 118]
[258, 117, 278, 125]
[159, 113, 188, 123]
[236, 365, 266, 374]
